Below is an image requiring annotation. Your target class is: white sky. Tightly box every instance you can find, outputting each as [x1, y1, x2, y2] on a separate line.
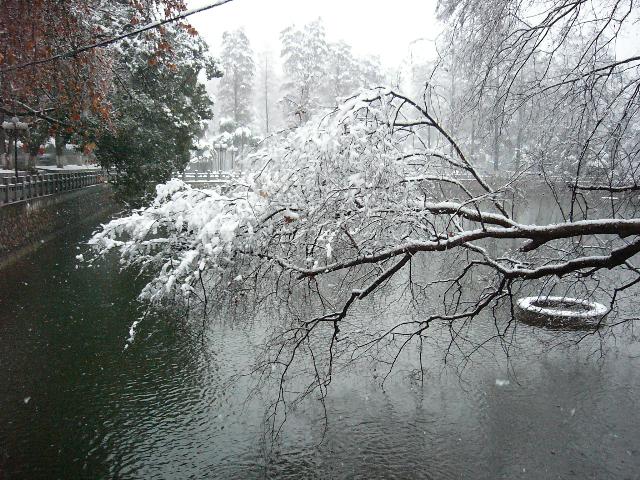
[188, 0, 441, 68]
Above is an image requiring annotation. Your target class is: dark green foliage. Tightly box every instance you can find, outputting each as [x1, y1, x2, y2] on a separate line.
[97, 29, 221, 203]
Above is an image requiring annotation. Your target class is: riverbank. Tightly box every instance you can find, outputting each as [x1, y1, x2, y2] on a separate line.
[0, 183, 118, 269]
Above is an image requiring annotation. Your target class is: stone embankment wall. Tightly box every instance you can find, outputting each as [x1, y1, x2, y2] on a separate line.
[0, 184, 116, 266]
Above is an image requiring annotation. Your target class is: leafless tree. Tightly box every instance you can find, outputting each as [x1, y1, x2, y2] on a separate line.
[91, 0, 640, 437]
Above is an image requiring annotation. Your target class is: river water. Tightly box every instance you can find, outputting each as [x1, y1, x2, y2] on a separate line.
[1, 210, 640, 479]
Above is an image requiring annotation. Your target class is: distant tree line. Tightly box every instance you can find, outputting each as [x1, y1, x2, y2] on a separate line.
[208, 19, 388, 165]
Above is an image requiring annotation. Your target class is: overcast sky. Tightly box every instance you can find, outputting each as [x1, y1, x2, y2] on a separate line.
[188, 0, 441, 68]
[187, 0, 640, 83]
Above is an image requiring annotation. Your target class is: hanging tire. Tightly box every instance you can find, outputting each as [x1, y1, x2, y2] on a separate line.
[516, 296, 609, 330]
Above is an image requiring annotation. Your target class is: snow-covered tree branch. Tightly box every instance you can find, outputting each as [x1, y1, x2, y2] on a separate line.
[91, 84, 640, 353]
[88, 0, 640, 431]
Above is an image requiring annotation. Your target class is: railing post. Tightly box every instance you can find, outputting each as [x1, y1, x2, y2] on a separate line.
[2, 177, 8, 204]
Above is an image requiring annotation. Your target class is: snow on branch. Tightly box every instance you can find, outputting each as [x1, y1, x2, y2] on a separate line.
[83, 104, 640, 433]
[86, 85, 640, 428]
[90, 88, 640, 313]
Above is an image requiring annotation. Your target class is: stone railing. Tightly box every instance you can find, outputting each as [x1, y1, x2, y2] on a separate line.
[0, 171, 107, 206]
[176, 170, 238, 184]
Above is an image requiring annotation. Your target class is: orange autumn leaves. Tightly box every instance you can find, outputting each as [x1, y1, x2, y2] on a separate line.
[0, 0, 198, 137]
[0, 0, 111, 135]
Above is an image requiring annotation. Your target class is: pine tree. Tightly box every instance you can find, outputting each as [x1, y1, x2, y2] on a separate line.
[218, 29, 255, 126]
[324, 43, 386, 106]
[254, 50, 281, 134]
[280, 19, 329, 124]
[324, 41, 360, 105]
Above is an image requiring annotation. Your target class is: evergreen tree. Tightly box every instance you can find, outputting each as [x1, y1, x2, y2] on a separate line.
[280, 20, 329, 124]
[324, 43, 386, 105]
[324, 41, 361, 105]
[217, 29, 255, 126]
[254, 50, 281, 134]
[96, 28, 221, 201]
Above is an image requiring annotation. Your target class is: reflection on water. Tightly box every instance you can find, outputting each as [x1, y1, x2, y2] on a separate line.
[1, 208, 640, 479]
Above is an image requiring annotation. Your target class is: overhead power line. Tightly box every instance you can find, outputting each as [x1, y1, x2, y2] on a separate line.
[0, 0, 236, 74]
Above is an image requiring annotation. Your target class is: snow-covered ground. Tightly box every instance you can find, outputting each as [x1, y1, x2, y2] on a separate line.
[0, 165, 102, 176]
[37, 165, 102, 172]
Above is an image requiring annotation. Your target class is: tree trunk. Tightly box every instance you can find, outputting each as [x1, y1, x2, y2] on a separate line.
[449, 58, 456, 158]
[264, 54, 270, 134]
[493, 60, 501, 172]
[28, 143, 38, 170]
[55, 134, 64, 168]
[29, 153, 37, 170]
[470, 116, 476, 158]
[0, 113, 6, 169]
[7, 137, 15, 169]
[233, 67, 240, 124]
[493, 121, 500, 172]
[515, 108, 523, 171]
